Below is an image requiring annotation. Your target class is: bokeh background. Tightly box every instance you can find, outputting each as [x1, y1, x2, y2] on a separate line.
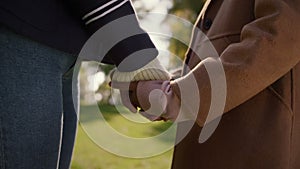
[71, 0, 205, 168]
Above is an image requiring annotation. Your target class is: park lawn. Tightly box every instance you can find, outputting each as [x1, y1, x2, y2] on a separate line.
[71, 104, 174, 169]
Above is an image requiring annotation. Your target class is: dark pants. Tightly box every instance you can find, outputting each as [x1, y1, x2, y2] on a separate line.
[0, 26, 78, 169]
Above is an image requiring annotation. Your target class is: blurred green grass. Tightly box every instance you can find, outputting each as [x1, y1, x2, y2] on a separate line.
[71, 104, 174, 169]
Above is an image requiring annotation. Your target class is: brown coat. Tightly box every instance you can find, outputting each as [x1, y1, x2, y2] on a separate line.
[170, 0, 300, 168]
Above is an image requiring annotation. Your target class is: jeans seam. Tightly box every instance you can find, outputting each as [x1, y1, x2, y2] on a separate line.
[0, 116, 5, 169]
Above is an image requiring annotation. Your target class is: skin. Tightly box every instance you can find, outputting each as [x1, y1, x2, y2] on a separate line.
[136, 81, 180, 122]
[112, 80, 181, 122]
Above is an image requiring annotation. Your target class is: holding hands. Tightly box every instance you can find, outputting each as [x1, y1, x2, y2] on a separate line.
[136, 80, 180, 122]
[110, 58, 181, 122]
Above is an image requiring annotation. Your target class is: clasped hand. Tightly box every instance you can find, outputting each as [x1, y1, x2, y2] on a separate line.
[111, 80, 180, 122]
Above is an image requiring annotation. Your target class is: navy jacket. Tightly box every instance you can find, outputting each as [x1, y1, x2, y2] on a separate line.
[0, 0, 157, 68]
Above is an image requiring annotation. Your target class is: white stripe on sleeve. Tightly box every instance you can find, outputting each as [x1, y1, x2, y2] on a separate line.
[82, 0, 119, 20]
[84, 0, 129, 25]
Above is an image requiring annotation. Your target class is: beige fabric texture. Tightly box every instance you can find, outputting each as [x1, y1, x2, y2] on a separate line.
[111, 58, 171, 82]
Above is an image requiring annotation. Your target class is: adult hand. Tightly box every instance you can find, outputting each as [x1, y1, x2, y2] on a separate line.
[111, 80, 181, 122]
[110, 81, 139, 113]
[111, 80, 169, 117]
[136, 80, 180, 122]
[109, 58, 171, 113]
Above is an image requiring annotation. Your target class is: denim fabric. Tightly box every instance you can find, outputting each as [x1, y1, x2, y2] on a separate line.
[0, 26, 78, 169]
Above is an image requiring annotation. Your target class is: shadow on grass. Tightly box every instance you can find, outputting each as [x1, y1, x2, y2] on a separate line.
[152, 121, 173, 133]
[79, 103, 122, 123]
[79, 103, 177, 143]
[151, 122, 176, 143]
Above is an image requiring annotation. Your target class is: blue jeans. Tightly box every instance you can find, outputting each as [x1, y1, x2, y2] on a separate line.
[0, 26, 78, 169]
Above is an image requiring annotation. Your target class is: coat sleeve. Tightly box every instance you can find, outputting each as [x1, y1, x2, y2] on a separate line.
[171, 0, 300, 125]
[62, 0, 158, 70]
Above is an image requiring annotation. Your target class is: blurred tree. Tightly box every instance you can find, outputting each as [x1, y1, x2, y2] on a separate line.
[171, 0, 205, 15]
[95, 64, 115, 104]
[167, 0, 205, 60]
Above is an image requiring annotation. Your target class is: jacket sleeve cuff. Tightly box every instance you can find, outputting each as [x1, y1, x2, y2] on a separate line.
[170, 67, 211, 126]
[111, 58, 171, 82]
[64, 0, 158, 70]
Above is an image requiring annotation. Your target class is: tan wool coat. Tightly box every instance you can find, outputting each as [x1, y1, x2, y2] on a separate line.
[170, 0, 300, 168]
